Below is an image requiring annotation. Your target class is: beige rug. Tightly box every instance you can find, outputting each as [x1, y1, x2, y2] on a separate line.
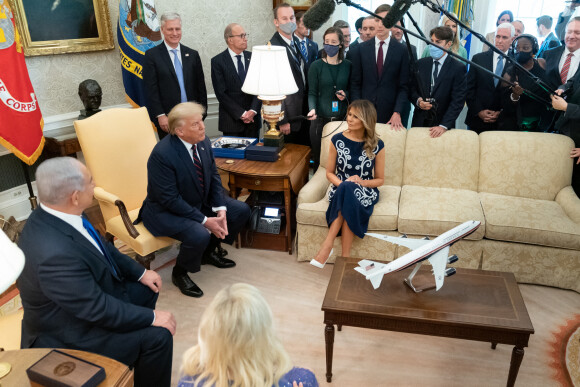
[549, 314, 580, 386]
[147, 244, 580, 387]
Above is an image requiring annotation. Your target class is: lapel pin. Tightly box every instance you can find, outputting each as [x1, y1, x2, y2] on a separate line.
[201, 147, 205, 151]
[185, 53, 190, 57]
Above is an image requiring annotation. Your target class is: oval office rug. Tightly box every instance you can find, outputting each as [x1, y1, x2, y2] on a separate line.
[549, 314, 580, 386]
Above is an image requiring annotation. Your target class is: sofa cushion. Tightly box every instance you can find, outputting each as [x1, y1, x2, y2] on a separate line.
[319, 122, 407, 186]
[296, 185, 400, 231]
[402, 128, 480, 190]
[398, 185, 485, 240]
[480, 192, 580, 249]
[479, 131, 574, 200]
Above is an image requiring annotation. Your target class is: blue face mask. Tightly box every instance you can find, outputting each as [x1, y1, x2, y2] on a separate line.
[323, 44, 340, 58]
[429, 44, 444, 59]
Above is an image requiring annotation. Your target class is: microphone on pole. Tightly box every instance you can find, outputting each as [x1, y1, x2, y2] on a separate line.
[382, 0, 413, 28]
[303, 0, 337, 31]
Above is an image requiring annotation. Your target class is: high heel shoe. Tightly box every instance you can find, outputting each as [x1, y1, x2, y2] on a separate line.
[310, 248, 334, 269]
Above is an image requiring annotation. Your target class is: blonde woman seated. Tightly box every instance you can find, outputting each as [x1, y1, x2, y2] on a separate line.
[421, 13, 468, 60]
[310, 100, 385, 268]
[178, 283, 318, 387]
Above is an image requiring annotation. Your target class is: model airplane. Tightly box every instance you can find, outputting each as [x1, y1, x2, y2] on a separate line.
[355, 220, 481, 292]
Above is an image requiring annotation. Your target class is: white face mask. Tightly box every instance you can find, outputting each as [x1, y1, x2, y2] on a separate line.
[279, 21, 297, 35]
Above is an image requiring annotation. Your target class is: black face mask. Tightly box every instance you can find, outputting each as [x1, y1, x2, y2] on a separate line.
[515, 51, 533, 64]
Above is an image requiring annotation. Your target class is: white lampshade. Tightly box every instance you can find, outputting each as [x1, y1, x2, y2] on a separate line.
[0, 231, 25, 293]
[242, 45, 298, 99]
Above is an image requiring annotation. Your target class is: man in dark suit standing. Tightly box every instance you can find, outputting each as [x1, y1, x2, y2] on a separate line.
[17, 157, 175, 387]
[544, 17, 580, 91]
[391, 20, 417, 128]
[556, 1, 580, 43]
[211, 23, 261, 138]
[140, 102, 250, 298]
[537, 15, 561, 58]
[350, 4, 409, 128]
[269, 3, 308, 145]
[465, 23, 515, 133]
[143, 12, 207, 139]
[295, 11, 319, 69]
[410, 27, 466, 138]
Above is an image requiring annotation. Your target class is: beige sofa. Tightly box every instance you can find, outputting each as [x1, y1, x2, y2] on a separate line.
[296, 124, 580, 292]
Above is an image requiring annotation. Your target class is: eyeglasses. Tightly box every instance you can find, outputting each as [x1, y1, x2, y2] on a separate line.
[230, 33, 249, 39]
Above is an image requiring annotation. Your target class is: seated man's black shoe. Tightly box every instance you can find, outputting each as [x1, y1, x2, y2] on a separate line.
[201, 250, 236, 269]
[171, 271, 203, 298]
[216, 242, 228, 258]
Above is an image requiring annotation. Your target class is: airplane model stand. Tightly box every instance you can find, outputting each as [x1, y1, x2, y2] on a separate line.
[403, 262, 436, 293]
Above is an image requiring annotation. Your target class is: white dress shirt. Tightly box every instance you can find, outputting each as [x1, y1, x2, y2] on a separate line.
[375, 36, 390, 64]
[164, 41, 182, 67]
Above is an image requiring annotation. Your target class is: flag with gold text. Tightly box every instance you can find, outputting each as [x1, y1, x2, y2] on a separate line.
[118, 0, 162, 107]
[0, 0, 44, 165]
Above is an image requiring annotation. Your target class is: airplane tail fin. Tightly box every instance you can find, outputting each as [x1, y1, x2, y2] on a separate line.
[369, 273, 384, 289]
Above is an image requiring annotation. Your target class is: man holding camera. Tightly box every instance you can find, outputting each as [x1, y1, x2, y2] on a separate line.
[409, 26, 466, 138]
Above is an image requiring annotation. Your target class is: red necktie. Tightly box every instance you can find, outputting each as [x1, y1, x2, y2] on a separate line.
[560, 52, 574, 84]
[377, 41, 385, 77]
[192, 144, 204, 191]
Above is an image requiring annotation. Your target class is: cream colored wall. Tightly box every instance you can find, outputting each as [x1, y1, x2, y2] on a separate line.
[25, 0, 278, 117]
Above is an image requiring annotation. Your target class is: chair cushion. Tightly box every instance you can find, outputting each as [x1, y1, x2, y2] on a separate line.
[398, 185, 485, 240]
[480, 192, 580, 249]
[106, 208, 174, 256]
[296, 185, 400, 231]
[403, 128, 480, 190]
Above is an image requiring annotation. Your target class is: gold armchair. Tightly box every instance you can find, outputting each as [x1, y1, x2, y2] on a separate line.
[74, 107, 174, 268]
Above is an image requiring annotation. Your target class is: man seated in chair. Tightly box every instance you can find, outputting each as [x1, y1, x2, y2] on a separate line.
[17, 157, 175, 387]
[138, 102, 250, 298]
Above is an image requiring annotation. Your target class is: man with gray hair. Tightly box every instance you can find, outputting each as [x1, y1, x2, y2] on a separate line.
[143, 11, 207, 140]
[211, 23, 261, 138]
[17, 157, 175, 386]
[465, 22, 514, 133]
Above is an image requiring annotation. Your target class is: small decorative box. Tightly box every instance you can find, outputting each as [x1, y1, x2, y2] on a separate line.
[26, 350, 106, 387]
[211, 136, 258, 159]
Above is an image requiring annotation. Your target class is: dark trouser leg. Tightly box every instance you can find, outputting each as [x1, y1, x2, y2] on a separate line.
[131, 327, 173, 387]
[171, 221, 211, 273]
[124, 281, 158, 309]
[221, 196, 251, 245]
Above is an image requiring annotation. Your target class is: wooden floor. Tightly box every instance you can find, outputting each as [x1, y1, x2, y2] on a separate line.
[151, 245, 580, 387]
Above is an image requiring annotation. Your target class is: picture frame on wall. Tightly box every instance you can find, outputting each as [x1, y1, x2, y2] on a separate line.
[8, 0, 114, 56]
[272, 0, 317, 12]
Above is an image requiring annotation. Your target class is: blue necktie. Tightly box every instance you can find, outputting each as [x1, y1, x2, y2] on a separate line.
[494, 56, 504, 87]
[299, 40, 308, 63]
[236, 54, 246, 83]
[171, 49, 188, 102]
[82, 217, 118, 277]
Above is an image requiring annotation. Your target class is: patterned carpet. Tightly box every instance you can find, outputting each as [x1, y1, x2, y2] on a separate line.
[549, 314, 580, 386]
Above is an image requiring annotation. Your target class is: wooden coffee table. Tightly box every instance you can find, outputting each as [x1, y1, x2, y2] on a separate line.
[215, 144, 310, 254]
[322, 257, 534, 386]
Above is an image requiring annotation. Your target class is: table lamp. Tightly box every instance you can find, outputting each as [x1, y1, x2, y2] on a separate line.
[242, 43, 298, 149]
[0, 230, 25, 379]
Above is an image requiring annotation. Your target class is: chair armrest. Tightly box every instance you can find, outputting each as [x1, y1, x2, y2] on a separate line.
[297, 168, 329, 205]
[555, 186, 580, 224]
[93, 187, 140, 239]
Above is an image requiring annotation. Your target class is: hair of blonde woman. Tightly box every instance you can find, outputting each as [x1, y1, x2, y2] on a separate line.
[439, 13, 461, 54]
[347, 100, 378, 160]
[180, 283, 292, 387]
[167, 102, 206, 135]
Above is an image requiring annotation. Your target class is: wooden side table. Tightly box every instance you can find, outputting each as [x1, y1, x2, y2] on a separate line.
[0, 348, 133, 386]
[215, 144, 310, 254]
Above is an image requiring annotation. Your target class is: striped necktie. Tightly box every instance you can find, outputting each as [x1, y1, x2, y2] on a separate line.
[299, 40, 308, 63]
[561, 52, 574, 84]
[192, 144, 204, 191]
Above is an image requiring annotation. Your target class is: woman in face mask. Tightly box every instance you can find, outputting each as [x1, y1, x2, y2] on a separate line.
[306, 26, 352, 172]
[421, 13, 468, 59]
[500, 34, 553, 132]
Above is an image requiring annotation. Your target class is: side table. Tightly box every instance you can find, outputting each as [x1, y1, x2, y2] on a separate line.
[215, 144, 310, 254]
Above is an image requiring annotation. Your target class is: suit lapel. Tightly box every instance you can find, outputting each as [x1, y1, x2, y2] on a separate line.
[38, 208, 121, 280]
[160, 45, 179, 84]
[362, 41, 378, 82]
[171, 135, 204, 196]
[380, 39, 394, 81]
[432, 57, 451, 94]
[222, 50, 241, 85]
[196, 138, 211, 195]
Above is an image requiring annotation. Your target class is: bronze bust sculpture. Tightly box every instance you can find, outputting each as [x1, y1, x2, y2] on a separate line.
[78, 79, 102, 119]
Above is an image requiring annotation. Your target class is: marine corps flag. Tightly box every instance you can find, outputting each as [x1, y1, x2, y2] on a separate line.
[0, 0, 44, 165]
[118, 0, 162, 107]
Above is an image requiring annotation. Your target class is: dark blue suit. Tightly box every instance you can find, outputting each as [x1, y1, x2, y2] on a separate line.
[350, 38, 410, 124]
[211, 49, 261, 137]
[410, 56, 466, 129]
[17, 207, 172, 386]
[141, 135, 250, 272]
[537, 32, 562, 59]
[543, 45, 570, 89]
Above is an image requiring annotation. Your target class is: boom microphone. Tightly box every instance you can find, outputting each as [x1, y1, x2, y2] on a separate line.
[382, 0, 413, 28]
[303, 0, 336, 31]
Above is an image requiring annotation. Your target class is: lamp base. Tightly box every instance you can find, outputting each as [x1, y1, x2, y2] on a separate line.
[263, 131, 284, 149]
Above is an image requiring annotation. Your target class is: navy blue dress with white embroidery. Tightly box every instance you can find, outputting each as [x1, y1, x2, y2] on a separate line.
[326, 132, 384, 238]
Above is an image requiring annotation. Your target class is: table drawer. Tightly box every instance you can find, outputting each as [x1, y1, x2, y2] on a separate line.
[231, 175, 286, 191]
